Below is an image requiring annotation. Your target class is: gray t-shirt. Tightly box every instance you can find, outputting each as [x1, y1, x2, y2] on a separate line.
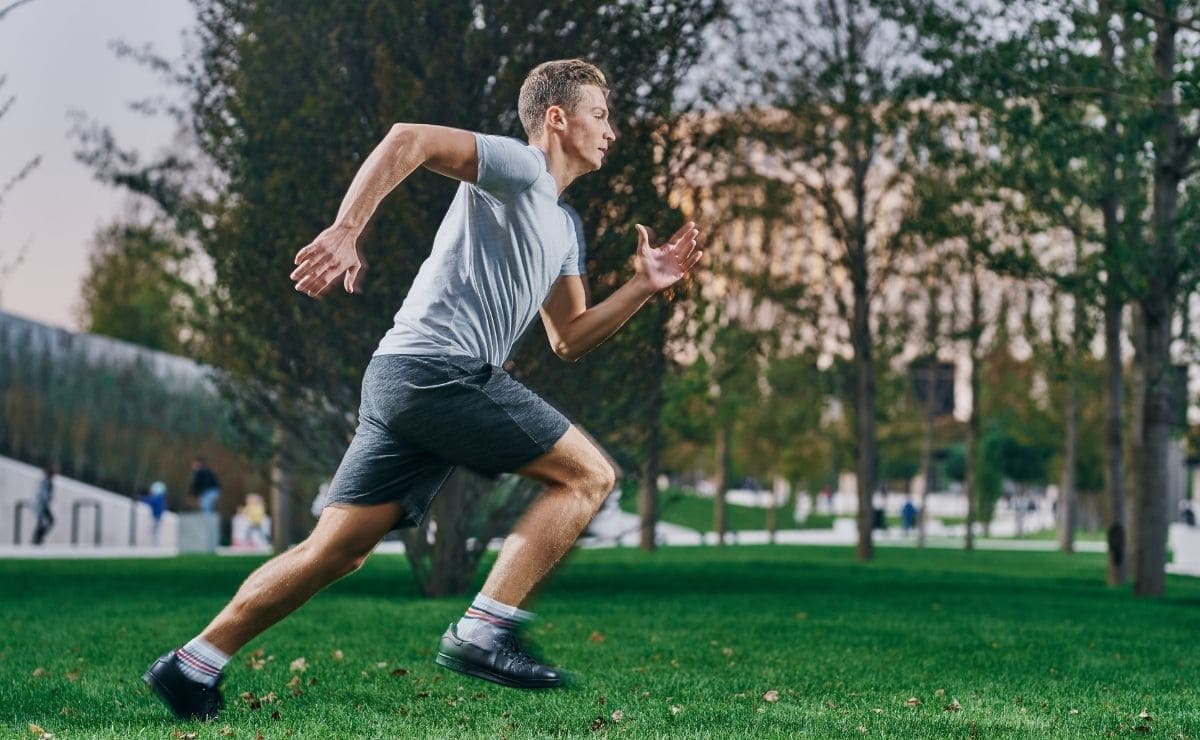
[375, 133, 588, 365]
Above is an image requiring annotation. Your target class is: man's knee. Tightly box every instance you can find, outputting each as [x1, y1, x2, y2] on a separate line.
[581, 458, 617, 502]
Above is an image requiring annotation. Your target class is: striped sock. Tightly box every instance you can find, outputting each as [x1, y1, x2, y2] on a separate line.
[174, 637, 229, 687]
[456, 593, 534, 641]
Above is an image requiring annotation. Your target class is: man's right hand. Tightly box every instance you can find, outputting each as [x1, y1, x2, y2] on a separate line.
[290, 224, 368, 298]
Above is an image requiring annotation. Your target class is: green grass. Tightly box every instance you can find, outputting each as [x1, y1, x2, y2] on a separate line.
[3, 547, 1199, 738]
[618, 488, 834, 532]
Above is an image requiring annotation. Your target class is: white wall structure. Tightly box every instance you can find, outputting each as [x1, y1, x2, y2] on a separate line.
[0, 454, 178, 549]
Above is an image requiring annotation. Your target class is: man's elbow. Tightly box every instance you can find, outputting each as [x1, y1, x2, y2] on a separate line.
[551, 339, 584, 363]
[387, 123, 424, 156]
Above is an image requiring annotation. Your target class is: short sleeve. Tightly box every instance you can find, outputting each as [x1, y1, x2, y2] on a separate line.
[474, 133, 543, 198]
[560, 204, 588, 277]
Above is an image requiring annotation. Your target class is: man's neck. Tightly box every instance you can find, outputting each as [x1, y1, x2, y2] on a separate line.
[530, 139, 585, 195]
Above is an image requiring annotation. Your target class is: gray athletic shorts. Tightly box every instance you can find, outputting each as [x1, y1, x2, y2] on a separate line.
[323, 354, 571, 529]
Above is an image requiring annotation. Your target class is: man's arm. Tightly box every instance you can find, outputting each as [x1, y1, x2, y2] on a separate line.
[541, 221, 702, 362]
[290, 124, 478, 298]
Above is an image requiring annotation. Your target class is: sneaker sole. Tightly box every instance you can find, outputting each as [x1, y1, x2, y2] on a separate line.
[435, 651, 562, 689]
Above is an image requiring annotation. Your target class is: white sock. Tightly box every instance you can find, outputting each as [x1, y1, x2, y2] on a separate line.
[456, 592, 534, 640]
[174, 637, 229, 687]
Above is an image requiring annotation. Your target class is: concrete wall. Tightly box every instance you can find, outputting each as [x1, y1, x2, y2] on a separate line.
[0, 454, 178, 548]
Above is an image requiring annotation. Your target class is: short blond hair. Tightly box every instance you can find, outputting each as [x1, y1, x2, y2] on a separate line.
[518, 59, 609, 139]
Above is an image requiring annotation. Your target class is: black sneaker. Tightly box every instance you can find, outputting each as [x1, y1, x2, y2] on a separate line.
[435, 622, 566, 689]
[143, 651, 224, 721]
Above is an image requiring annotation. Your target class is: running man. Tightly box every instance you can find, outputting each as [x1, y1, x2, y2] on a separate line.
[145, 58, 703, 720]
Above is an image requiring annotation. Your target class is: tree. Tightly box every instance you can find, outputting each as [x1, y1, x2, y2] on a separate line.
[75, 216, 199, 353]
[729, 0, 932, 561]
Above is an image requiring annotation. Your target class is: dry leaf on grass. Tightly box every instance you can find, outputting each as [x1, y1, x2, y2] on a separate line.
[64, 669, 80, 682]
[1138, 709, 1153, 721]
[31, 667, 47, 678]
[945, 699, 963, 712]
[722, 647, 734, 657]
[589, 631, 606, 643]
[218, 726, 235, 737]
[905, 697, 922, 707]
[857, 724, 868, 733]
[240, 691, 262, 710]
[935, 688, 945, 698]
[28, 724, 54, 739]
[170, 732, 196, 740]
[763, 690, 779, 703]
[611, 710, 625, 723]
[391, 668, 409, 676]
[289, 657, 308, 673]
[589, 716, 605, 732]
[331, 649, 344, 661]
[669, 705, 683, 716]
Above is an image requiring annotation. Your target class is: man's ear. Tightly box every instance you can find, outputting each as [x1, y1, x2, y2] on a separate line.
[545, 104, 568, 133]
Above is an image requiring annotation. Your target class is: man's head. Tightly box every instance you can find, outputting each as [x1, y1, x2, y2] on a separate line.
[518, 59, 609, 140]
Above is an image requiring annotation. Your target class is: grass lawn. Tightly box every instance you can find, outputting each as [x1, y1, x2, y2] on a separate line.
[618, 488, 834, 532]
[3, 547, 1199, 738]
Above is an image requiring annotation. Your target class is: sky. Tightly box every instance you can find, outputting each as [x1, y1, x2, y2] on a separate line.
[0, 0, 195, 330]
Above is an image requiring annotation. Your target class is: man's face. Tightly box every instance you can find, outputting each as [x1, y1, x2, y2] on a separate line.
[564, 84, 616, 171]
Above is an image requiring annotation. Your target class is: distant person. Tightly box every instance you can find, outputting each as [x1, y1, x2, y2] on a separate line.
[901, 498, 918, 535]
[243, 493, 269, 547]
[139, 481, 168, 546]
[1181, 499, 1196, 527]
[32, 463, 57, 545]
[189, 457, 221, 514]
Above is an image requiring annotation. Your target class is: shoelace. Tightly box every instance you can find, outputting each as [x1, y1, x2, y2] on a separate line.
[496, 633, 536, 671]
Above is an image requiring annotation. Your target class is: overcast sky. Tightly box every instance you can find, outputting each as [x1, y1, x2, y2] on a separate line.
[0, 0, 195, 329]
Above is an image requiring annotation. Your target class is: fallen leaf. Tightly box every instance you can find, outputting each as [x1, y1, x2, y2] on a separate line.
[376, 661, 388, 668]
[271, 709, 282, 720]
[64, 669, 81, 682]
[31, 667, 47, 678]
[255, 732, 265, 740]
[763, 690, 779, 703]
[170, 733, 196, 740]
[57, 707, 73, 717]
[240, 691, 262, 710]
[262, 691, 278, 703]
[1070, 709, 1079, 715]
[416, 691, 430, 698]
[287, 675, 301, 688]
[331, 649, 344, 661]
[945, 699, 962, 712]
[589, 631, 606, 643]
[589, 716, 605, 731]
[935, 689, 946, 698]
[826, 700, 839, 710]
[289, 657, 308, 673]
[611, 710, 624, 723]
[722, 647, 734, 657]
[391, 668, 409, 676]
[670, 705, 683, 716]
[905, 697, 922, 707]
[218, 726, 235, 737]
[857, 725, 868, 734]
[1138, 709, 1153, 721]
[873, 708, 884, 714]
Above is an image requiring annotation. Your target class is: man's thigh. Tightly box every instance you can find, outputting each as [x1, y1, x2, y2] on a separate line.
[515, 425, 614, 488]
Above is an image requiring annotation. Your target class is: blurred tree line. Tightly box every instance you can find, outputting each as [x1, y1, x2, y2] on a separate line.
[58, 0, 1198, 597]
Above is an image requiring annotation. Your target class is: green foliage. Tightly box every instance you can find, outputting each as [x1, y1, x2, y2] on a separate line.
[75, 219, 199, 354]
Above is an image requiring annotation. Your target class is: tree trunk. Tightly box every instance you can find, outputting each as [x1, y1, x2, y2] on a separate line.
[1058, 354, 1079, 553]
[270, 424, 292, 552]
[917, 384, 934, 549]
[1133, 4, 1184, 597]
[714, 418, 732, 546]
[638, 431, 660, 552]
[1103, 292, 1128, 584]
[1059, 278, 1084, 553]
[852, 250, 876, 562]
[964, 255, 982, 551]
[1098, 0, 1127, 587]
[1133, 300, 1173, 597]
[639, 299, 669, 551]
